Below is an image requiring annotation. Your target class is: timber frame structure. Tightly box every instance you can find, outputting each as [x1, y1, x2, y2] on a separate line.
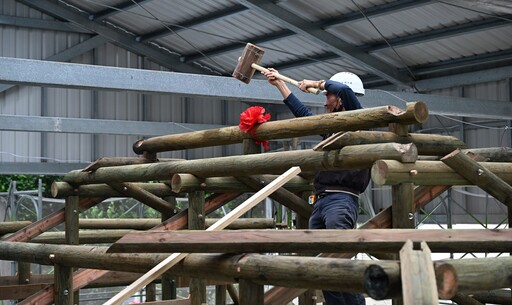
[1, 101, 512, 305]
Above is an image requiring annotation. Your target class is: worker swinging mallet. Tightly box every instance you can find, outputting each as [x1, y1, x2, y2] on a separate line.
[232, 42, 320, 94]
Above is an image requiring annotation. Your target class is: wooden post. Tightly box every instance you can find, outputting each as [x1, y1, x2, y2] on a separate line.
[188, 191, 206, 305]
[215, 285, 227, 305]
[399, 241, 438, 305]
[239, 279, 263, 305]
[65, 196, 79, 305]
[17, 261, 31, 302]
[103, 167, 301, 305]
[54, 263, 73, 305]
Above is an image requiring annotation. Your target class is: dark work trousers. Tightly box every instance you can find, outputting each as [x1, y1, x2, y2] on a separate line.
[309, 192, 366, 305]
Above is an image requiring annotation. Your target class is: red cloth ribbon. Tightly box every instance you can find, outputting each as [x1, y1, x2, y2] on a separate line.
[239, 106, 271, 150]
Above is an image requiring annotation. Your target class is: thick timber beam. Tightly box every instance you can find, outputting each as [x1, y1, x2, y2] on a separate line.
[171, 174, 312, 193]
[52, 182, 179, 198]
[371, 160, 512, 185]
[441, 149, 512, 208]
[314, 131, 466, 156]
[106, 229, 512, 254]
[64, 143, 417, 185]
[133, 102, 428, 154]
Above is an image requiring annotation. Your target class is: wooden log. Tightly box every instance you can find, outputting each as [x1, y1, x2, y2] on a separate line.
[31, 230, 131, 244]
[0, 242, 399, 295]
[52, 181, 179, 198]
[64, 143, 417, 185]
[441, 149, 512, 208]
[83, 157, 157, 172]
[107, 182, 180, 214]
[314, 131, 466, 155]
[104, 167, 301, 305]
[171, 174, 312, 193]
[371, 160, 512, 185]
[77, 218, 277, 230]
[399, 240, 438, 305]
[106, 228, 512, 254]
[0, 221, 31, 235]
[464, 147, 512, 162]
[435, 257, 512, 294]
[2, 241, 511, 300]
[133, 102, 428, 154]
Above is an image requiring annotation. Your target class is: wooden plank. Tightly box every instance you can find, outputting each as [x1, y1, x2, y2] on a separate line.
[399, 240, 438, 305]
[104, 166, 301, 305]
[107, 228, 512, 253]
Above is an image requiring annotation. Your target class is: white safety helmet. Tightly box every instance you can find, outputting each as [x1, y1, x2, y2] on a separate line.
[329, 72, 365, 96]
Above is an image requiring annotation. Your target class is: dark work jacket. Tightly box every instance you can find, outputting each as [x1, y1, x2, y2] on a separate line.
[283, 81, 371, 195]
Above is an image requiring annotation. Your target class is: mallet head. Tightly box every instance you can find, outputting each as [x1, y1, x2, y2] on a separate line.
[232, 43, 265, 84]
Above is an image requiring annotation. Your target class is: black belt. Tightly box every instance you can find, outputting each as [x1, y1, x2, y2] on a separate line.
[317, 193, 330, 199]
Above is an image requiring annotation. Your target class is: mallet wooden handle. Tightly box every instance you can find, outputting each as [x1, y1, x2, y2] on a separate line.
[252, 63, 321, 95]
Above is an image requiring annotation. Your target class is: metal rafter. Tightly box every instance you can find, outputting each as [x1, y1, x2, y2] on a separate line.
[182, 29, 294, 63]
[0, 14, 92, 33]
[89, 0, 155, 22]
[1, 57, 510, 120]
[0, 35, 108, 94]
[182, 0, 432, 66]
[137, 4, 249, 42]
[15, 0, 210, 74]
[236, 0, 415, 86]
[363, 15, 512, 52]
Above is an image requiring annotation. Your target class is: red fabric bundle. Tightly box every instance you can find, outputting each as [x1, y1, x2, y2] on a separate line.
[239, 106, 271, 150]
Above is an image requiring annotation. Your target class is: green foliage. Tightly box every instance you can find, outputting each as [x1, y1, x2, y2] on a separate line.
[81, 198, 160, 219]
[0, 174, 62, 197]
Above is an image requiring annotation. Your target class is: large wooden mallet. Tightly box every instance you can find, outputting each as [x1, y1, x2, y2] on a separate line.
[233, 43, 320, 94]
